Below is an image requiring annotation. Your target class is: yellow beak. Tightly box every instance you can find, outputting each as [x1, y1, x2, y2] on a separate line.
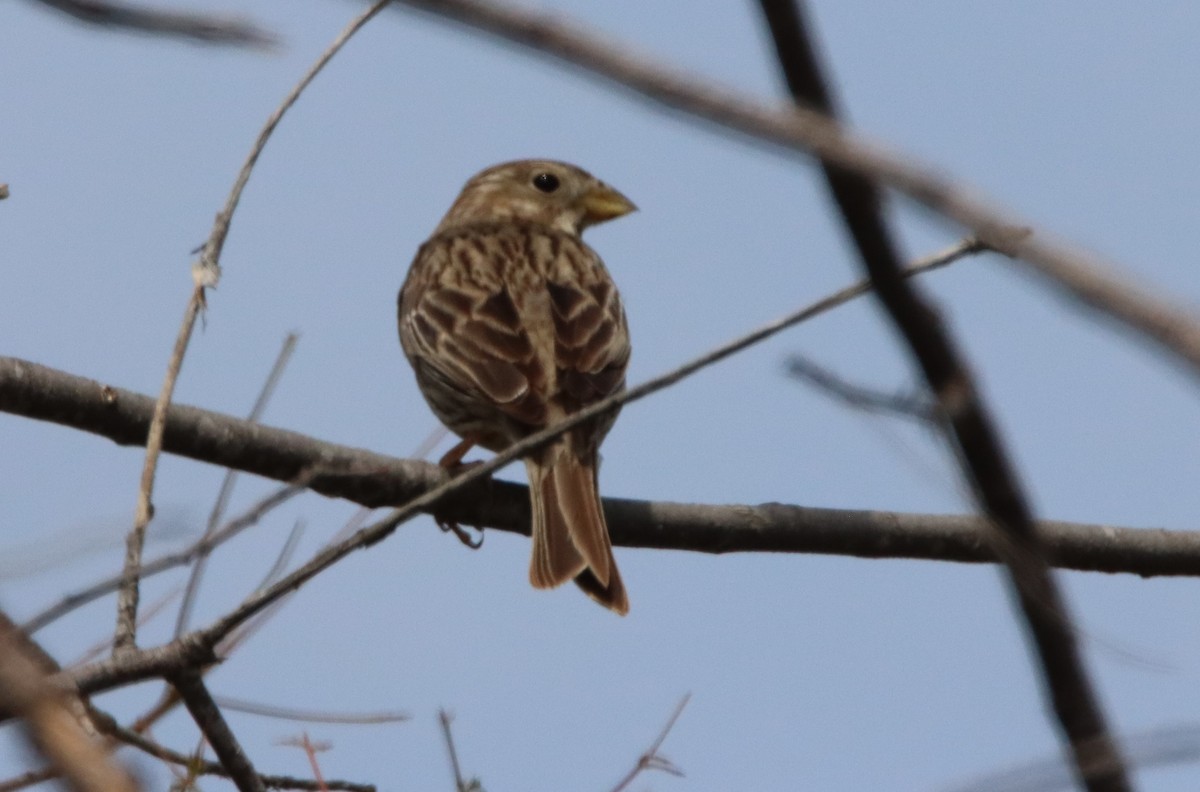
[582, 184, 637, 225]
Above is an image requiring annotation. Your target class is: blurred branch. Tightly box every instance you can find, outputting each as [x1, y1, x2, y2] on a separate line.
[218, 697, 410, 725]
[391, 0, 1200, 383]
[22, 483, 306, 635]
[0, 614, 138, 792]
[175, 332, 299, 638]
[0, 768, 57, 792]
[4, 353, 1200, 579]
[25, 0, 273, 47]
[755, 2, 1127, 789]
[784, 355, 935, 424]
[942, 722, 1200, 792]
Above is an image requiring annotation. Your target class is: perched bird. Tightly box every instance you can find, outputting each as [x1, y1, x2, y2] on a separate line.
[398, 160, 635, 614]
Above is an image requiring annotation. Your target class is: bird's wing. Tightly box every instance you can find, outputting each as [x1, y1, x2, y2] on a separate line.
[399, 226, 629, 432]
[543, 239, 630, 415]
[399, 228, 549, 428]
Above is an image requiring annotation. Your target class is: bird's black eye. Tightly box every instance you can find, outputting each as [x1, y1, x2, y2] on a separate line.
[532, 172, 560, 193]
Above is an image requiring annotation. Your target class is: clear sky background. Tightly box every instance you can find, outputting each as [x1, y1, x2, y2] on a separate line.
[4, 1, 1200, 790]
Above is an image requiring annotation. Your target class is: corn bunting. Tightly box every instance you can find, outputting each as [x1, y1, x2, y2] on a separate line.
[398, 160, 635, 614]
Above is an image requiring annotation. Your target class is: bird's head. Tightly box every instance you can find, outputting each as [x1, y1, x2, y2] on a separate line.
[435, 159, 636, 236]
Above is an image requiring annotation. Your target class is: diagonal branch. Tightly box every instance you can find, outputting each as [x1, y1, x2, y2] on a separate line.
[0, 614, 138, 792]
[175, 333, 299, 638]
[170, 671, 264, 792]
[754, 2, 1128, 789]
[389, 0, 1200, 382]
[26, 0, 273, 46]
[784, 355, 935, 424]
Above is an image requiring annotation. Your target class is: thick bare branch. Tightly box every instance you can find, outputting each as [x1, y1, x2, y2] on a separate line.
[3, 354, 1200, 578]
[391, 0, 1200, 381]
[755, 2, 1127, 789]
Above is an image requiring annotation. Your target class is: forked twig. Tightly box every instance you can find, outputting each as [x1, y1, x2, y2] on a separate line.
[24, 482, 306, 635]
[609, 694, 690, 792]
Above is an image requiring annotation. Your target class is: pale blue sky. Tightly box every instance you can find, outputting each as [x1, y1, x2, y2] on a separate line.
[4, 2, 1200, 790]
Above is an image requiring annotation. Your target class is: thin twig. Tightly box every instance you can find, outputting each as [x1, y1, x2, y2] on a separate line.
[113, 0, 388, 656]
[784, 355, 935, 424]
[176, 333, 299, 637]
[392, 0, 1200, 381]
[71, 587, 182, 668]
[200, 0, 390, 274]
[24, 483, 306, 635]
[115, 287, 204, 654]
[26, 0, 274, 47]
[941, 722, 1200, 792]
[218, 697, 410, 725]
[754, 2, 1128, 789]
[296, 733, 327, 792]
[609, 694, 690, 792]
[438, 710, 471, 792]
[105, 718, 375, 792]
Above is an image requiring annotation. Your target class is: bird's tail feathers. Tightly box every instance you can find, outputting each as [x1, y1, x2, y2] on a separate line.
[526, 447, 628, 615]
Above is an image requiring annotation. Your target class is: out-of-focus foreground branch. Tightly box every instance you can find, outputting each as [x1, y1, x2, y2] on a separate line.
[0, 614, 139, 792]
[26, 0, 273, 46]
[754, 3, 1128, 789]
[390, 0, 1200, 384]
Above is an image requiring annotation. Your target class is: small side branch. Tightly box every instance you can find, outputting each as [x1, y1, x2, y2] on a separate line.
[170, 671, 265, 792]
[784, 355, 935, 424]
[609, 694, 690, 792]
